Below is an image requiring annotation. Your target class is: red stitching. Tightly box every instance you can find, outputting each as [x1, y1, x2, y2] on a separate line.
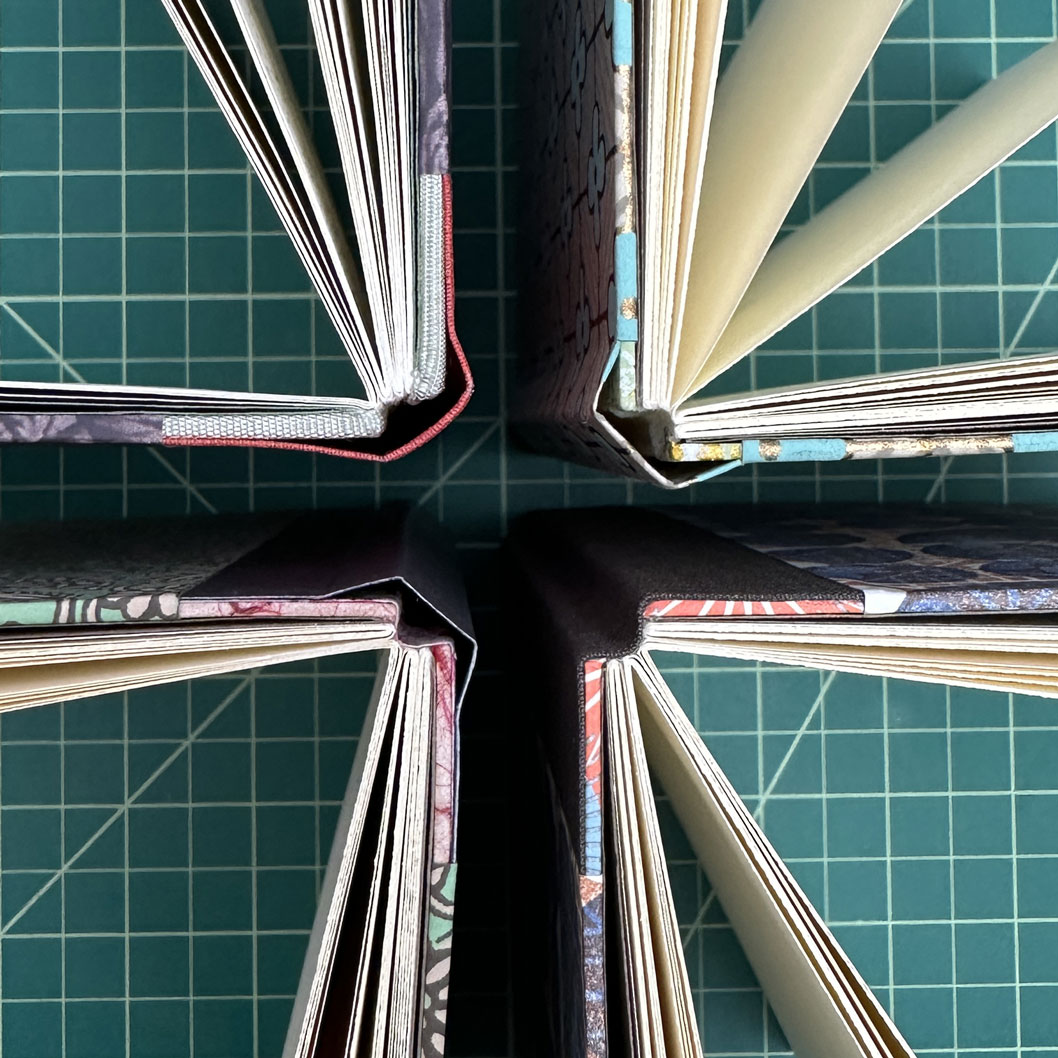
[170, 174, 473, 461]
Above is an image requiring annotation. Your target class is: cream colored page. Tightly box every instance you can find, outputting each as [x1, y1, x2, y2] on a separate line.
[641, 0, 681, 402]
[387, 650, 434, 1058]
[285, 651, 400, 1058]
[160, 0, 382, 399]
[631, 658, 885, 1058]
[307, 0, 393, 367]
[605, 662, 666, 1057]
[621, 658, 703, 1058]
[357, 0, 417, 395]
[347, 654, 414, 1058]
[684, 38, 1058, 399]
[645, 619, 1058, 697]
[650, 0, 727, 404]
[229, 0, 372, 347]
[679, 352, 1058, 418]
[0, 623, 390, 668]
[646, 617, 1058, 650]
[671, 0, 903, 401]
[369, 648, 415, 1058]
[656, 641, 1058, 698]
[0, 636, 392, 712]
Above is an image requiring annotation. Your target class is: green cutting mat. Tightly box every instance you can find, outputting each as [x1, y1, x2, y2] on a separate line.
[2, 0, 1058, 1055]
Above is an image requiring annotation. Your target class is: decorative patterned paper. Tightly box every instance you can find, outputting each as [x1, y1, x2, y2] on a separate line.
[0, 515, 287, 625]
[541, 763, 590, 1058]
[420, 863, 457, 1058]
[416, 0, 452, 175]
[417, 641, 459, 1058]
[580, 658, 607, 1058]
[0, 413, 164, 445]
[643, 598, 864, 618]
[177, 597, 400, 623]
[429, 642, 458, 862]
[580, 879, 606, 1058]
[705, 506, 1058, 613]
[582, 659, 604, 871]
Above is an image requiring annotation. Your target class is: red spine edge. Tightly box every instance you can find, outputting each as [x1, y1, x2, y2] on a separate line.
[168, 174, 473, 460]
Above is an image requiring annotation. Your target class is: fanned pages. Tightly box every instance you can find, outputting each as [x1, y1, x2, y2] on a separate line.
[605, 659, 701, 1058]
[672, 0, 905, 400]
[519, 0, 1058, 485]
[0, 507, 475, 1058]
[506, 504, 1058, 1058]
[680, 35, 1058, 400]
[632, 654, 918, 1058]
[0, 0, 470, 459]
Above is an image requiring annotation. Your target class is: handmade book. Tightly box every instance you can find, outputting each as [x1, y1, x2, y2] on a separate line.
[506, 504, 1058, 1058]
[0, 0, 470, 459]
[519, 0, 1058, 485]
[0, 506, 476, 1058]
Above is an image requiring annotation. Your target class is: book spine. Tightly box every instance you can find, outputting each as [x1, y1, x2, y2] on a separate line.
[611, 0, 640, 413]
[515, 0, 623, 455]
[663, 431, 1058, 466]
[414, 175, 448, 400]
[582, 659, 606, 1058]
[162, 408, 386, 442]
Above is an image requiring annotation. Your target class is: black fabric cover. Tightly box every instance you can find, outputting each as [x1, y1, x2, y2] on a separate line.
[503, 505, 855, 1058]
[188, 504, 477, 705]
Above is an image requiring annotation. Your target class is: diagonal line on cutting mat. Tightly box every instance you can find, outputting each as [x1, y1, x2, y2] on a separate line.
[681, 669, 838, 949]
[416, 421, 499, 506]
[1000, 251, 1058, 362]
[0, 674, 251, 938]
[924, 249, 1058, 503]
[0, 301, 219, 514]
